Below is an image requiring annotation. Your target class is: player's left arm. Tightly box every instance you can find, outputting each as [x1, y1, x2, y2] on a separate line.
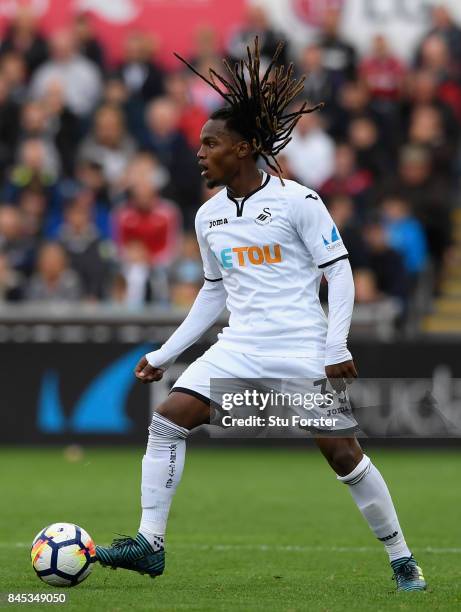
[289, 187, 357, 383]
[322, 258, 357, 383]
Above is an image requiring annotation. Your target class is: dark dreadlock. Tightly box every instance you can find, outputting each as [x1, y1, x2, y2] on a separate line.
[174, 36, 323, 182]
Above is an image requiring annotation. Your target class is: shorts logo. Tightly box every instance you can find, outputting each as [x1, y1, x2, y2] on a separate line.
[322, 225, 343, 252]
[255, 207, 272, 225]
[209, 218, 228, 228]
[220, 244, 282, 268]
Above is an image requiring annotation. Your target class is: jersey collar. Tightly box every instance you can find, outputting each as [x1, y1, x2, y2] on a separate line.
[226, 171, 271, 217]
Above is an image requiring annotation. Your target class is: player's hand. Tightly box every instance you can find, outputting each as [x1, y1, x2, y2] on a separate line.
[134, 356, 164, 384]
[325, 360, 358, 392]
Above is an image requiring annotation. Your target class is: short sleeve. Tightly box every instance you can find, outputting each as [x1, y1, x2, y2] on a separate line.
[290, 190, 349, 268]
[195, 211, 223, 281]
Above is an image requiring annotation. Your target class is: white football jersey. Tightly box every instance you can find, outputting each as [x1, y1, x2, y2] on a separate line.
[195, 172, 349, 357]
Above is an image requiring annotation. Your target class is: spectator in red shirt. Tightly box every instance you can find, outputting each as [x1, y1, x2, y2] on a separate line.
[359, 34, 406, 102]
[114, 158, 182, 267]
[164, 72, 208, 149]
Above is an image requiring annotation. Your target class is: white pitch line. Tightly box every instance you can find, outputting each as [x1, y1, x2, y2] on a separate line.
[2, 543, 460, 554]
[174, 544, 461, 554]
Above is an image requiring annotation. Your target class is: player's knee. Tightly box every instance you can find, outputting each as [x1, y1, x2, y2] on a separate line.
[155, 397, 184, 429]
[326, 442, 362, 477]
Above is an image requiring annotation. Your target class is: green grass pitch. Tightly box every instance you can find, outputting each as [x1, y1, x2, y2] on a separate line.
[1, 447, 460, 611]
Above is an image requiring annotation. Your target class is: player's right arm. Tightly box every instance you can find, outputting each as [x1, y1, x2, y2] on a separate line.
[135, 209, 226, 383]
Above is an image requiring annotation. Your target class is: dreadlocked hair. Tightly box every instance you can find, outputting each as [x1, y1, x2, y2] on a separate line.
[174, 36, 324, 183]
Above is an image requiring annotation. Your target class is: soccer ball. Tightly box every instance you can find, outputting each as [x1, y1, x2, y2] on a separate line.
[31, 523, 96, 587]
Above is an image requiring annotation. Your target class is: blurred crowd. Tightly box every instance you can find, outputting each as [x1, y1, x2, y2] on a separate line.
[0, 4, 459, 312]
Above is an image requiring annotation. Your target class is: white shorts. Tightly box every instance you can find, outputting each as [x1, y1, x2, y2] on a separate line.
[172, 343, 358, 434]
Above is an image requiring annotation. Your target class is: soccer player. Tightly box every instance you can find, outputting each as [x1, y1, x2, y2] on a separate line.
[96, 40, 426, 592]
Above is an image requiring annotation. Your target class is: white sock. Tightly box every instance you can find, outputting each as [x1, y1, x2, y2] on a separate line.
[139, 413, 189, 546]
[337, 455, 412, 562]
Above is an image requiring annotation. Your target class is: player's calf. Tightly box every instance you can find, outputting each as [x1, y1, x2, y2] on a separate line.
[317, 440, 428, 592]
[96, 396, 208, 578]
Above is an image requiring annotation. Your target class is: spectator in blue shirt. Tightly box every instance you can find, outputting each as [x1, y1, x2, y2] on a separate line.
[381, 196, 428, 275]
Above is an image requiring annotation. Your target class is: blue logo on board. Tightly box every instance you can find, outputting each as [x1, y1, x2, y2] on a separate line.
[37, 345, 151, 434]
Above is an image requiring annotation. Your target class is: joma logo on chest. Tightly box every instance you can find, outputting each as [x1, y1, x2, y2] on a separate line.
[209, 218, 228, 228]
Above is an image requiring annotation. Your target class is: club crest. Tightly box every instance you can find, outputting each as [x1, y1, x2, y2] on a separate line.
[255, 207, 272, 225]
